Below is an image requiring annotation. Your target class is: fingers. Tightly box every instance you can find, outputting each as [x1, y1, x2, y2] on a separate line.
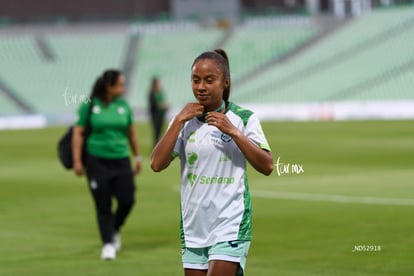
[178, 103, 204, 122]
[205, 112, 224, 125]
[194, 110, 203, 117]
[190, 103, 204, 117]
[191, 104, 204, 118]
[206, 112, 237, 136]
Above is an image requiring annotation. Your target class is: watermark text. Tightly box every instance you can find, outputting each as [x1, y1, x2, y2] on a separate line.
[274, 156, 304, 176]
[62, 87, 91, 106]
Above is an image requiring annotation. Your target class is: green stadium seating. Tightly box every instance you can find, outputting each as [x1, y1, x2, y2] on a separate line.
[0, 34, 126, 114]
[224, 26, 317, 80]
[0, 92, 21, 115]
[233, 6, 414, 103]
[127, 29, 223, 109]
[127, 24, 316, 110]
[1, 6, 414, 119]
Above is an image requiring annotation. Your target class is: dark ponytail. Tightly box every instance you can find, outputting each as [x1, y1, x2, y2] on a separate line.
[192, 48, 231, 101]
[90, 69, 122, 101]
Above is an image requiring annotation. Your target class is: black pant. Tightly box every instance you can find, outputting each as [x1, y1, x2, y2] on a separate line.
[85, 153, 135, 244]
[150, 113, 165, 146]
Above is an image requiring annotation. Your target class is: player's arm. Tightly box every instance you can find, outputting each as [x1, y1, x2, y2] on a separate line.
[72, 126, 85, 176]
[127, 125, 142, 175]
[151, 103, 204, 172]
[230, 130, 273, 176]
[206, 112, 274, 176]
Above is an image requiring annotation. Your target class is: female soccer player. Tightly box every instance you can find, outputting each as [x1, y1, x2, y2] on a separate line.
[72, 69, 142, 260]
[151, 49, 274, 275]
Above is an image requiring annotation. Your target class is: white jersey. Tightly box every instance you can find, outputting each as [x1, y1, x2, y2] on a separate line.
[172, 102, 271, 248]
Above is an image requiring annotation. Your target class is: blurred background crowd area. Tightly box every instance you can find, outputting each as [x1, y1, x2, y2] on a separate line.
[0, 0, 413, 128]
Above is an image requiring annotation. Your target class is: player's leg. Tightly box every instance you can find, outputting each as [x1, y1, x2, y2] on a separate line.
[207, 260, 238, 276]
[182, 247, 209, 276]
[85, 154, 116, 259]
[88, 176, 114, 244]
[111, 158, 135, 236]
[207, 241, 251, 276]
[85, 155, 114, 245]
[184, 269, 207, 276]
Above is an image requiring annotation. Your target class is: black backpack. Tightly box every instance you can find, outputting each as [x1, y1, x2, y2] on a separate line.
[57, 103, 93, 169]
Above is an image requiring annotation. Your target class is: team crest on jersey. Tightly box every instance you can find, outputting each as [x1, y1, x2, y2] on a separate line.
[117, 107, 125, 114]
[92, 106, 101, 114]
[220, 133, 232, 143]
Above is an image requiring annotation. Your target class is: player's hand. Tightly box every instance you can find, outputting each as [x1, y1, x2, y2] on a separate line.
[73, 161, 84, 176]
[134, 160, 142, 175]
[206, 112, 239, 137]
[176, 103, 204, 123]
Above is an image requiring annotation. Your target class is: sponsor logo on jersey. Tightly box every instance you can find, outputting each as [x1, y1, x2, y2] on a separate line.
[187, 173, 235, 187]
[228, 241, 239, 248]
[200, 175, 234, 185]
[187, 172, 197, 187]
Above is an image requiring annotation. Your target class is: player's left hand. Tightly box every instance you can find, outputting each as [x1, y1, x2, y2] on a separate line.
[134, 160, 142, 175]
[206, 112, 239, 137]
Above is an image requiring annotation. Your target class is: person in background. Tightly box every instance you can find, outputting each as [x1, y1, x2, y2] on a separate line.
[72, 69, 142, 261]
[148, 76, 168, 146]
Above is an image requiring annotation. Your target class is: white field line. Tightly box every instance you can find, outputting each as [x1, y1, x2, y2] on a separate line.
[251, 190, 414, 206]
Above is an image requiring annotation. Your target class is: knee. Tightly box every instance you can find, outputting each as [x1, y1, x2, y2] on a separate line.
[95, 200, 112, 214]
[119, 198, 135, 210]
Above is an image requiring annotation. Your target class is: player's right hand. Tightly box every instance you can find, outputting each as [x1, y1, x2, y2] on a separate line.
[176, 103, 204, 123]
[74, 161, 84, 176]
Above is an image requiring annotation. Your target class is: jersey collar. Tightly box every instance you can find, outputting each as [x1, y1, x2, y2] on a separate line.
[197, 100, 227, 123]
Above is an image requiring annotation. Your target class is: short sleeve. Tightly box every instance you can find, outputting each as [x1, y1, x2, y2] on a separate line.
[244, 113, 271, 152]
[75, 102, 90, 127]
[126, 103, 134, 126]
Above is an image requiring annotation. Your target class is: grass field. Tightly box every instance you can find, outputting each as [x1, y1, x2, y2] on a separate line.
[1, 120, 413, 275]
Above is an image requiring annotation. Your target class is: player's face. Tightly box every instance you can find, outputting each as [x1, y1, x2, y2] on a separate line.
[191, 59, 224, 112]
[107, 74, 125, 97]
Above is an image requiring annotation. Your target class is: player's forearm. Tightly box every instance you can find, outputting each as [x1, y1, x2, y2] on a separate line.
[151, 119, 182, 172]
[128, 125, 140, 157]
[72, 126, 84, 164]
[231, 130, 274, 176]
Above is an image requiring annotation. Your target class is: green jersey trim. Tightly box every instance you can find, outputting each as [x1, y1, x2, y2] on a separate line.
[260, 143, 272, 152]
[172, 151, 179, 159]
[238, 167, 252, 241]
[180, 203, 186, 248]
[228, 102, 271, 152]
[227, 102, 254, 127]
